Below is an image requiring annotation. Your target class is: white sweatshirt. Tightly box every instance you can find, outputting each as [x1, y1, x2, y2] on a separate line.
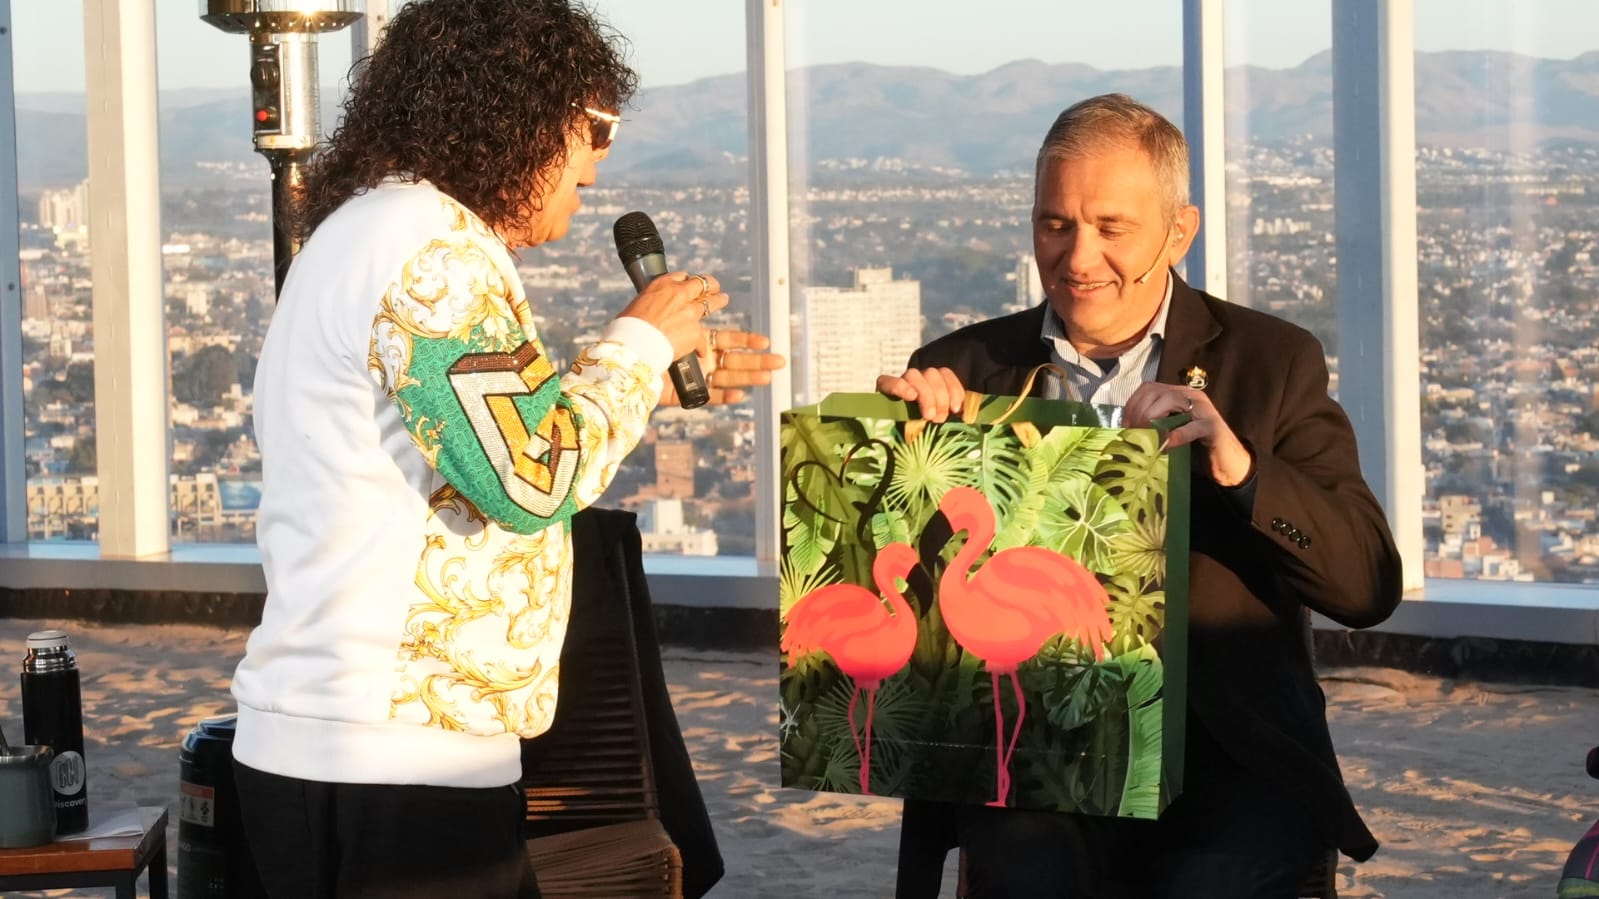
[231, 180, 670, 788]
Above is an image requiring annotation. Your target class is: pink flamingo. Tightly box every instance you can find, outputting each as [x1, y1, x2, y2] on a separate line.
[782, 542, 921, 794]
[937, 486, 1114, 806]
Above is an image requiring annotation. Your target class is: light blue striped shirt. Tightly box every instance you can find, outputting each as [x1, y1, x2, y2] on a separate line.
[1039, 274, 1174, 407]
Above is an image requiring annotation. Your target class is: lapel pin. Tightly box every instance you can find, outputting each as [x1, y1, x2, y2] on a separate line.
[1184, 365, 1208, 390]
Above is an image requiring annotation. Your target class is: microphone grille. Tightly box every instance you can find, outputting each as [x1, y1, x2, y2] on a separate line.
[613, 211, 664, 263]
[1587, 745, 1598, 779]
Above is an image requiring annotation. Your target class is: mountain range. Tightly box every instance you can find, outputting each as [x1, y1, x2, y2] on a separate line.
[12, 49, 1599, 190]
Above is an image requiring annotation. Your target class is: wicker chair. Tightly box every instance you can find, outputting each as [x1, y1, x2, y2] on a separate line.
[520, 516, 683, 898]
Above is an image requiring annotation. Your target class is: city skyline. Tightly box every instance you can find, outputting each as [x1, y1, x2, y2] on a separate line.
[18, 139, 1599, 581]
[8, 1, 1599, 582]
[9, 0, 1599, 96]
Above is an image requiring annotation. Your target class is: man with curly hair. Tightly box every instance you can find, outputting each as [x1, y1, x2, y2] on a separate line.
[227, 1, 782, 896]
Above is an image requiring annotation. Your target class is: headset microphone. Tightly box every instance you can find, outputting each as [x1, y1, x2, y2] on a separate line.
[1132, 228, 1179, 285]
[1132, 246, 1167, 285]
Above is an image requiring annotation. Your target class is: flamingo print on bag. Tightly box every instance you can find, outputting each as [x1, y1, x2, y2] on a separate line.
[782, 542, 921, 794]
[936, 486, 1114, 806]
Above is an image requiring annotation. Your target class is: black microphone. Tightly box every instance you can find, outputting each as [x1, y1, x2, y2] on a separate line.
[613, 211, 710, 410]
[1587, 745, 1598, 780]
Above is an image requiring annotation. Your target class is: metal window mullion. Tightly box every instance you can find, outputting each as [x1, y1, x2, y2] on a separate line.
[83, 0, 169, 557]
[746, 0, 792, 566]
[1182, 0, 1227, 299]
[348, 0, 389, 64]
[1332, 0, 1423, 592]
[0, 0, 26, 543]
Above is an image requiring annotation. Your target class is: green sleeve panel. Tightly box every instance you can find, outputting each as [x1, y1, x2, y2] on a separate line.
[400, 329, 580, 534]
[368, 233, 658, 535]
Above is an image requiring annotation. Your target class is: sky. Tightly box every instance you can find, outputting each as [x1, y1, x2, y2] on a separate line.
[8, 0, 1599, 95]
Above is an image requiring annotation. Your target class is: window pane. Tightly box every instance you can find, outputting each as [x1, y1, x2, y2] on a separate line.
[162, 2, 355, 544]
[1223, 1, 1335, 354]
[787, 0, 1185, 405]
[529, 1, 753, 556]
[1412, 0, 1599, 586]
[14, 2, 96, 541]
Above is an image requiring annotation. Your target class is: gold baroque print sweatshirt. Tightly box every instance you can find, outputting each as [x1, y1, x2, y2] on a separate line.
[231, 180, 671, 788]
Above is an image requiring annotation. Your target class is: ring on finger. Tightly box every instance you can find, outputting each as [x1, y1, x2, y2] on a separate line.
[708, 328, 720, 351]
[1185, 396, 1194, 413]
[690, 273, 711, 297]
[699, 297, 711, 318]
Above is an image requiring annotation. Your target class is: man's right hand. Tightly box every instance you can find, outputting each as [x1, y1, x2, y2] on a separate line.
[876, 367, 967, 423]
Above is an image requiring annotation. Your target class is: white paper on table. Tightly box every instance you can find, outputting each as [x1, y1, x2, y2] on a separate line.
[54, 805, 149, 841]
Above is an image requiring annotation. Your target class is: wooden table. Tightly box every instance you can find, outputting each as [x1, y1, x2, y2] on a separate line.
[0, 806, 169, 898]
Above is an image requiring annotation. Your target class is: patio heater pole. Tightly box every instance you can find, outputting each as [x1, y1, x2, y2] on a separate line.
[200, 0, 363, 299]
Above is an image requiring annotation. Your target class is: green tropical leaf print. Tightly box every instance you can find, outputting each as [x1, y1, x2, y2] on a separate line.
[1113, 646, 1165, 818]
[1038, 476, 1133, 573]
[972, 426, 1029, 521]
[1028, 660, 1123, 732]
[869, 510, 915, 554]
[1102, 569, 1165, 655]
[887, 424, 981, 525]
[779, 559, 842, 621]
[1107, 509, 1166, 585]
[1095, 430, 1169, 518]
[992, 428, 1119, 553]
[781, 472, 839, 579]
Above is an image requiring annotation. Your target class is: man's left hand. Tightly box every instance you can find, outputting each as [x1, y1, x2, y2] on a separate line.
[1123, 383, 1253, 487]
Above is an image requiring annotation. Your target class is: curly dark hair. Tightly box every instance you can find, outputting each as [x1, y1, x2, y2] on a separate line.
[296, 0, 638, 241]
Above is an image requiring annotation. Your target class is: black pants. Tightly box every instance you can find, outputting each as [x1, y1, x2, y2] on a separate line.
[233, 762, 541, 899]
[956, 746, 1323, 899]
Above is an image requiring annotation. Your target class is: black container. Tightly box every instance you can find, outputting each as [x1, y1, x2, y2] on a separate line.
[20, 629, 88, 834]
[178, 714, 267, 899]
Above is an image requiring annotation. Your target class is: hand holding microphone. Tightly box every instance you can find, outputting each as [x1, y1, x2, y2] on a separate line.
[613, 211, 720, 409]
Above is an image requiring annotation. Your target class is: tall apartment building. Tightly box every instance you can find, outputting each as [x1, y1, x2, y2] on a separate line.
[37, 181, 91, 235]
[799, 266, 922, 404]
[1012, 254, 1044, 312]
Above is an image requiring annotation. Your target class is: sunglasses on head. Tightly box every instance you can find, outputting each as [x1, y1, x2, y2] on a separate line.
[576, 105, 621, 151]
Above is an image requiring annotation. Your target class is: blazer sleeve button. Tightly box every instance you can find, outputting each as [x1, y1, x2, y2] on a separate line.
[1298, 536, 1312, 549]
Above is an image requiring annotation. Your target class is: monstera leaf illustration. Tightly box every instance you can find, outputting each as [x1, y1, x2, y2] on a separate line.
[1107, 509, 1166, 585]
[1103, 572, 1165, 653]
[1037, 475, 1132, 574]
[1095, 430, 1169, 521]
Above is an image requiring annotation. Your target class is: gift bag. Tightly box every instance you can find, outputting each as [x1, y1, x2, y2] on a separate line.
[778, 383, 1189, 817]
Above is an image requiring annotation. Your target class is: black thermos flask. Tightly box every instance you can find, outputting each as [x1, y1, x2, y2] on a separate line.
[21, 629, 89, 834]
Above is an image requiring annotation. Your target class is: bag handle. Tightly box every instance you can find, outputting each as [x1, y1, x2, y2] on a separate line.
[961, 363, 1069, 425]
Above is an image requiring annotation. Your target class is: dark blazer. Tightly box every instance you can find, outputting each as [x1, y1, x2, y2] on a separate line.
[899, 274, 1403, 872]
